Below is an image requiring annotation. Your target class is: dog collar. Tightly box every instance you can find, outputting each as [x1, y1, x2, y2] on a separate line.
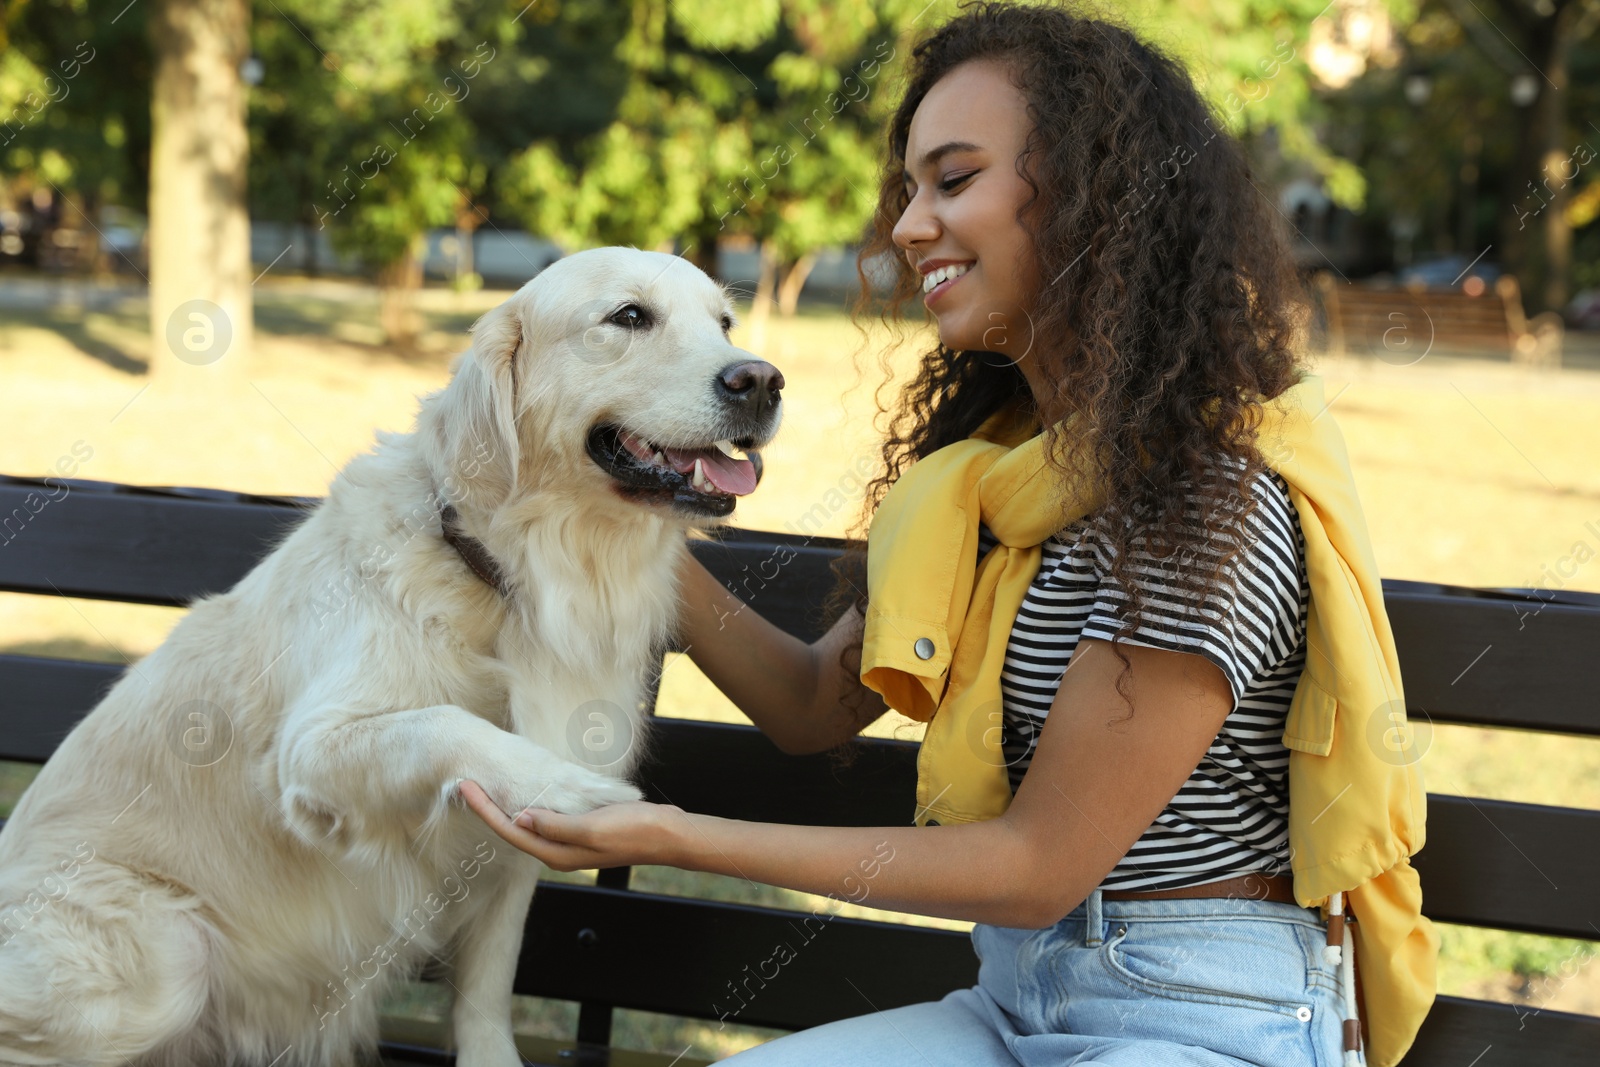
[438, 500, 515, 599]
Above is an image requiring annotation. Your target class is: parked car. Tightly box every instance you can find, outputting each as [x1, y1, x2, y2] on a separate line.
[1567, 288, 1600, 330]
[1399, 253, 1502, 294]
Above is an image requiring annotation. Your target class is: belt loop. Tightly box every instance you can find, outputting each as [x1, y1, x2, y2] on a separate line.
[1084, 887, 1105, 947]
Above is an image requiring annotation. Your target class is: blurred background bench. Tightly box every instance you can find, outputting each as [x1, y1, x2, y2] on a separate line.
[1313, 271, 1565, 367]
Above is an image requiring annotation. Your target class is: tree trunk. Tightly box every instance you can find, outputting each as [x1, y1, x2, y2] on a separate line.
[299, 180, 321, 278]
[379, 239, 425, 354]
[454, 195, 481, 291]
[1496, 0, 1579, 315]
[1457, 132, 1481, 257]
[685, 230, 720, 281]
[1537, 0, 1579, 313]
[776, 250, 818, 317]
[747, 239, 778, 354]
[147, 0, 252, 380]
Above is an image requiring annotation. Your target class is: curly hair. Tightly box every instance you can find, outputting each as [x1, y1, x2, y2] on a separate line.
[829, 0, 1312, 729]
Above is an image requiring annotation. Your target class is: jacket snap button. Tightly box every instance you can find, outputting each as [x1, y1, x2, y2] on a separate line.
[926, 818, 941, 826]
[1295, 1005, 1312, 1022]
[914, 637, 936, 660]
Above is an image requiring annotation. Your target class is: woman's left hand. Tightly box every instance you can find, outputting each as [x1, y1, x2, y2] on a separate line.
[456, 779, 688, 871]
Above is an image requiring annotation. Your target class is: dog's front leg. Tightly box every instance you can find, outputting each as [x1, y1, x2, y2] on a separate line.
[448, 855, 540, 1067]
[276, 703, 641, 849]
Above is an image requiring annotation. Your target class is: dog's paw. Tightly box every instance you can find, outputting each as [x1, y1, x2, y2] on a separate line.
[527, 765, 644, 816]
[469, 740, 644, 821]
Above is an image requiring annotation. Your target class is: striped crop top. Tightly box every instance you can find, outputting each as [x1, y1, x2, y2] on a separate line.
[975, 457, 1310, 891]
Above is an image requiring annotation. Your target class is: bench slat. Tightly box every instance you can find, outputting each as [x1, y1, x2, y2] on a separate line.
[0, 654, 123, 763]
[635, 722, 1600, 941]
[5, 587, 1598, 740]
[516, 884, 1600, 1064]
[11, 683, 1592, 942]
[6, 477, 1598, 736]
[1410, 795, 1600, 940]
[0, 822, 1587, 1064]
[0, 478, 313, 607]
[1402, 994, 1599, 1067]
[686, 531, 847, 645]
[1383, 588, 1600, 737]
[0, 476, 851, 641]
[636, 718, 921, 827]
[518, 882, 977, 1032]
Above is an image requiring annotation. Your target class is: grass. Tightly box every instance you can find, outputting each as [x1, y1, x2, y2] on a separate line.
[2, 271, 1599, 1051]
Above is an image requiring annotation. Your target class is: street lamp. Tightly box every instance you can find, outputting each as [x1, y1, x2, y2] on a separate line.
[1404, 72, 1432, 107]
[1510, 72, 1539, 107]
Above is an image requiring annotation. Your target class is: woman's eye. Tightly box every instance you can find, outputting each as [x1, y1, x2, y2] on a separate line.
[608, 304, 652, 328]
[940, 172, 974, 192]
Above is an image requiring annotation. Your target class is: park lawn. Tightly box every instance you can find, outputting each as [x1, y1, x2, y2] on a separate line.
[1, 275, 1598, 1054]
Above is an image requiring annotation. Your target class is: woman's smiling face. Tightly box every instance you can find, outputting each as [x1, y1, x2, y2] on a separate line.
[893, 58, 1041, 362]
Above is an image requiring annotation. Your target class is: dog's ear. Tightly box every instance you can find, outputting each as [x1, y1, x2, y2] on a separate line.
[428, 299, 522, 506]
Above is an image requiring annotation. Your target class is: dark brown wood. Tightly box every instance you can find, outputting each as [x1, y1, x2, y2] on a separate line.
[5, 667, 1600, 941]
[4, 475, 1598, 1066]
[0, 654, 124, 763]
[0, 476, 313, 607]
[1383, 580, 1600, 738]
[514, 886, 1600, 1063]
[1412, 795, 1600, 941]
[636, 719, 920, 828]
[516, 883, 979, 1033]
[6, 476, 1597, 736]
[1403, 995, 1600, 1067]
[685, 528, 850, 646]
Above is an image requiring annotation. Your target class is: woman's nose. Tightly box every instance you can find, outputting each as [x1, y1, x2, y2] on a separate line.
[892, 188, 940, 251]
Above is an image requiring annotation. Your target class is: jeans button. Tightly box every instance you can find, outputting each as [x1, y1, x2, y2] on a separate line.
[1295, 1005, 1313, 1022]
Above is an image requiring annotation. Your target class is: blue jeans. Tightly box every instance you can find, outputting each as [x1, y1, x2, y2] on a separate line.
[717, 889, 1351, 1066]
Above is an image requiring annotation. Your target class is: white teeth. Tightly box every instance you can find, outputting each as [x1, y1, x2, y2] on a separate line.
[922, 262, 971, 293]
[713, 439, 737, 457]
[692, 457, 707, 491]
[651, 451, 666, 466]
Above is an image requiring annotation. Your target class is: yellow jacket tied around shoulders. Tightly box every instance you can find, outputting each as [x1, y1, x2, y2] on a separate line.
[859, 372, 1437, 1067]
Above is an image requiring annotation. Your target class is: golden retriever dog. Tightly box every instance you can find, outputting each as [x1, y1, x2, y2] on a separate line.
[0, 247, 782, 1067]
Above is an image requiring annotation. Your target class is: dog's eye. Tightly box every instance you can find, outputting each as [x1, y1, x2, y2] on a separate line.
[608, 304, 652, 329]
[720, 314, 733, 333]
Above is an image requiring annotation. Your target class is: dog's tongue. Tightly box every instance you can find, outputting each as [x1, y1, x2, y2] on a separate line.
[663, 446, 758, 496]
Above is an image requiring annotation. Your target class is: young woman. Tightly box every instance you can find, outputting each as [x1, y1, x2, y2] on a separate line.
[460, 4, 1433, 1064]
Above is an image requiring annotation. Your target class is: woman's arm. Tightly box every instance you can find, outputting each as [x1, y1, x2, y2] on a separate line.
[460, 636, 1234, 928]
[673, 548, 886, 755]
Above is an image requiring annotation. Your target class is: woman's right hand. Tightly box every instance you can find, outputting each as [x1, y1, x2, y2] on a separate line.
[672, 546, 887, 755]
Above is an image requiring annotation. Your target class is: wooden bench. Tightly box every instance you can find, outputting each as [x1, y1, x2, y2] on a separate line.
[1, 472, 1597, 1067]
[1313, 272, 1564, 367]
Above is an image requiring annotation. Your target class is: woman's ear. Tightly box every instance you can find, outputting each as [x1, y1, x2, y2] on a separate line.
[426, 299, 523, 507]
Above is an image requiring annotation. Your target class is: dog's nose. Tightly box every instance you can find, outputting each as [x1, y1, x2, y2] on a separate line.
[715, 360, 784, 418]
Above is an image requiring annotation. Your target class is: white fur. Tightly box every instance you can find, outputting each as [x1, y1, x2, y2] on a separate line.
[0, 248, 776, 1067]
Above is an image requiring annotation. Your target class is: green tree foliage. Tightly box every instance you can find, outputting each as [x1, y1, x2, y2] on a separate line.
[250, 0, 481, 344]
[0, 0, 150, 251]
[1317, 0, 1599, 303]
[5, 0, 1464, 339]
[498, 0, 921, 332]
[1128, 0, 1423, 212]
[250, 0, 642, 341]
